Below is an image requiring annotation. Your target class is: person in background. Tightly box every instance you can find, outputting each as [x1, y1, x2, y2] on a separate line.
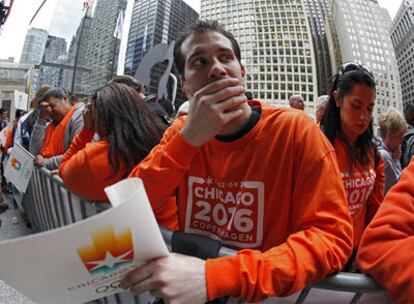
[0, 108, 8, 130]
[320, 62, 384, 266]
[110, 75, 146, 99]
[3, 109, 27, 209]
[122, 20, 353, 303]
[378, 108, 407, 194]
[0, 109, 17, 213]
[109, 75, 170, 126]
[3, 109, 26, 152]
[15, 85, 52, 151]
[401, 102, 414, 168]
[357, 157, 414, 303]
[316, 95, 329, 125]
[0, 107, 10, 194]
[59, 83, 176, 228]
[158, 96, 175, 122]
[288, 94, 305, 110]
[30, 87, 84, 170]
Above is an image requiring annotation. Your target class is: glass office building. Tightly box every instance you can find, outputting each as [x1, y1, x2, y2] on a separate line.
[391, 0, 414, 108]
[124, 0, 198, 101]
[331, 0, 403, 121]
[201, 0, 318, 115]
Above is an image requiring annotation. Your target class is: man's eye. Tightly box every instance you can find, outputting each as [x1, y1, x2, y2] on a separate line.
[221, 54, 232, 61]
[192, 58, 206, 67]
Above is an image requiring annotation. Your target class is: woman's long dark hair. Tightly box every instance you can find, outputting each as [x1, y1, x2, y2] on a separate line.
[92, 83, 166, 177]
[321, 69, 376, 167]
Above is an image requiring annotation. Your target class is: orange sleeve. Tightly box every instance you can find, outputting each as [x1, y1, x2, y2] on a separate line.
[59, 127, 98, 200]
[205, 135, 352, 301]
[129, 118, 199, 225]
[366, 155, 385, 224]
[4, 128, 14, 151]
[60, 127, 95, 166]
[357, 158, 414, 303]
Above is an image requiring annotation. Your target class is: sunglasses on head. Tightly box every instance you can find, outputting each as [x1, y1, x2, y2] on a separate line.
[338, 62, 375, 80]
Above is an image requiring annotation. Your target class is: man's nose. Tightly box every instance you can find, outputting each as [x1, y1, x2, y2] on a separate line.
[208, 59, 227, 78]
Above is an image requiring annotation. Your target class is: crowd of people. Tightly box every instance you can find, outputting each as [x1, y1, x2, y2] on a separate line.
[1, 19, 414, 303]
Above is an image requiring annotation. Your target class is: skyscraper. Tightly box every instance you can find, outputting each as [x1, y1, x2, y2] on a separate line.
[26, 0, 131, 95]
[201, 0, 318, 114]
[304, 0, 333, 95]
[40, 35, 67, 87]
[84, 0, 127, 93]
[330, 0, 403, 121]
[391, 0, 414, 108]
[37, 0, 87, 91]
[20, 28, 48, 65]
[124, 0, 198, 98]
[62, 15, 92, 95]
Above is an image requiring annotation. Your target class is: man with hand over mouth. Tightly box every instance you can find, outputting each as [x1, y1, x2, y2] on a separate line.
[125, 20, 353, 303]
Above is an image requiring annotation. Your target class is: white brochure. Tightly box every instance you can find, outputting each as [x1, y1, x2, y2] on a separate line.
[4, 143, 34, 193]
[0, 178, 169, 303]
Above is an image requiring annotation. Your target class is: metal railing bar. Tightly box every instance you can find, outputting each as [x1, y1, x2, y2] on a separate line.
[48, 176, 62, 227]
[39, 170, 55, 229]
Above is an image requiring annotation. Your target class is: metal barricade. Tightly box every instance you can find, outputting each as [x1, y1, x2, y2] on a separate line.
[20, 167, 387, 304]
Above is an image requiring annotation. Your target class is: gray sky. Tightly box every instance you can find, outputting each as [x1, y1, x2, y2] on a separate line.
[0, 0, 401, 62]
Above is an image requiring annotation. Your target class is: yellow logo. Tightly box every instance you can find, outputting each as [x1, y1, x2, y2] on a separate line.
[77, 226, 134, 275]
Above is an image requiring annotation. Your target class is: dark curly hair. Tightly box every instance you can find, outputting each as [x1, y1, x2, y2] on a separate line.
[91, 83, 166, 177]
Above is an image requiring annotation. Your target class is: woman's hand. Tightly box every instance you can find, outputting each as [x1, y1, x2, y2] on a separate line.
[83, 101, 95, 131]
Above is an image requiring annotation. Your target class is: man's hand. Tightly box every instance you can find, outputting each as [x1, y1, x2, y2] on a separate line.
[33, 155, 46, 168]
[121, 253, 207, 304]
[82, 101, 95, 131]
[180, 78, 247, 147]
[39, 101, 51, 121]
[50, 169, 59, 175]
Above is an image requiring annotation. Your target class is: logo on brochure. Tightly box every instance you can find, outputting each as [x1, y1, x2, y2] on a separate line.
[11, 158, 22, 171]
[77, 226, 134, 275]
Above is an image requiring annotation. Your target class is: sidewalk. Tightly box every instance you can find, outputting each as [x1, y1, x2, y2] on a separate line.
[0, 193, 36, 304]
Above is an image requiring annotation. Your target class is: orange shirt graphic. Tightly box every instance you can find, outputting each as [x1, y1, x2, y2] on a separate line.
[357, 158, 414, 303]
[333, 138, 384, 247]
[130, 102, 353, 302]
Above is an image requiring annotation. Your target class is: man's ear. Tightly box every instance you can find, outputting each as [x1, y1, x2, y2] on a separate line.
[241, 64, 246, 80]
[180, 75, 192, 98]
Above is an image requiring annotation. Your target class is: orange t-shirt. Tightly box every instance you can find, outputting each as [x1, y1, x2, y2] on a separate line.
[357, 158, 414, 303]
[41, 103, 77, 158]
[129, 102, 353, 302]
[333, 138, 385, 247]
[59, 127, 177, 230]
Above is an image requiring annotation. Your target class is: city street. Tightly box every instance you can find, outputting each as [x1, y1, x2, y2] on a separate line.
[0, 194, 35, 304]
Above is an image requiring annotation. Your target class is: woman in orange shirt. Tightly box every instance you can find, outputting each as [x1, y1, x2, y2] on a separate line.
[59, 83, 166, 202]
[320, 62, 384, 261]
